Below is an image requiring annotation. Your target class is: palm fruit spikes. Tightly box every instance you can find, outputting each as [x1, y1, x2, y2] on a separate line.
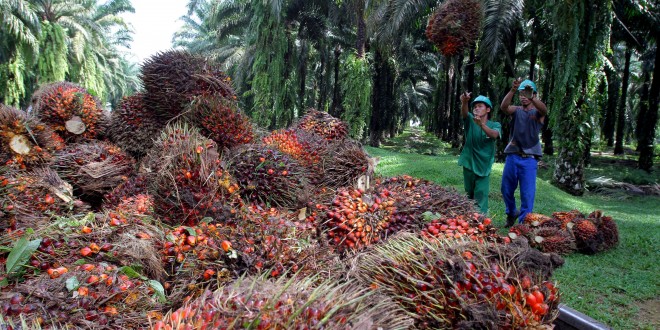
[140, 123, 241, 225]
[107, 94, 164, 160]
[320, 140, 373, 189]
[186, 95, 253, 151]
[140, 50, 236, 122]
[30, 82, 103, 141]
[52, 141, 136, 204]
[295, 109, 349, 141]
[426, 0, 483, 56]
[154, 275, 413, 330]
[353, 234, 561, 329]
[1, 104, 62, 170]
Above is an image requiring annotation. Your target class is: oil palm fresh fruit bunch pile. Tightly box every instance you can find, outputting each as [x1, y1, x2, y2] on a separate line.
[510, 225, 576, 256]
[425, 0, 483, 56]
[52, 141, 136, 205]
[295, 109, 348, 141]
[229, 144, 308, 208]
[107, 94, 164, 159]
[0, 168, 78, 233]
[0, 105, 62, 170]
[551, 210, 583, 228]
[263, 129, 323, 168]
[319, 140, 373, 189]
[354, 234, 561, 329]
[141, 123, 241, 225]
[31, 82, 103, 142]
[570, 218, 601, 254]
[140, 50, 235, 122]
[523, 213, 554, 226]
[153, 275, 413, 330]
[587, 210, 619, 250]
[186, 95, 253, 151]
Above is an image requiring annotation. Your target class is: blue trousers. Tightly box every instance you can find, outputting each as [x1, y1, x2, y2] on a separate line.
[501, 154, 538, 223]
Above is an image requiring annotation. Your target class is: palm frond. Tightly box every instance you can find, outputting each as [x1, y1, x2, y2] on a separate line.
[478, 0, 524, 68]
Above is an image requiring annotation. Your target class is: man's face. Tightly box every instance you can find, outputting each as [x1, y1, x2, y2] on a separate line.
[472, 103, 490, 119]
[519, 94, 532, 106]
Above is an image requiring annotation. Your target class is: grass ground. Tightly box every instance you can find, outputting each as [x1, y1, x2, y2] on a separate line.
[365, 128, 660, 330]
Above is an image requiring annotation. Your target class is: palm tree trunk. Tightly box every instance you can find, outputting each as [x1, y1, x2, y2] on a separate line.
[450, 55, 463, 148]
[298, 39, 308, 112]
[330, 45, 342, 117]
[638, 45, 659, 171]
[614, 46, 632, 155]
[466, 46, 476, 93]
[356, 1, 366, 58]
[541, 74, 554, 155]
[442, 58, 451, 141]
[369, 48, 395, 147]
[603, 57, 619, 147]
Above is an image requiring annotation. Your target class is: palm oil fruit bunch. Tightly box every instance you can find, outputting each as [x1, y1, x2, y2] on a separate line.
[552, 209, 584, 228]
[587, 210, 619, 250]
[229, 144, 307, 207]
[354, 235, 560, 329]
[522, 226, 576, 255]
[523, 213, 554, 226]
[263, 129, 323, 168]
[0, 105, 62, 170]
[425, 0, 483, 56]
[140, 50, 235, 122]
[107, 94, 164, 159]
[103, 174, 149, 209]
[141, 123, 241, 225]
[52, 141, 135, 205]
[3, 263, 163, 329]
[31, 81, 103, 142]
[153, 275, 412, 330]
[295, 109, 349, 141]
[319, 140, 373, 189]
[186, 95, 253, 151]
[0, 167, 77, 232]
[421, 213, 498, 243]
[322, 187, 409, 253]
[570, 218, 601, 254]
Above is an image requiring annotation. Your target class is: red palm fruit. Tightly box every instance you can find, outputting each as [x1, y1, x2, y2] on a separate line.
[186, 94, 253, 151]
[295, 109, 348, 141]
[1, 105, 62, 170]
[426, 0, 483, 56]
[107, 94, 164, 159]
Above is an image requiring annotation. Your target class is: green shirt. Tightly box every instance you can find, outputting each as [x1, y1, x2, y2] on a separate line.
[458, 113, 502, 177]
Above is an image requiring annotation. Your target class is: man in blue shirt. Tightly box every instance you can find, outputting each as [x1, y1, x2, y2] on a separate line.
[500, 78, 548, 227]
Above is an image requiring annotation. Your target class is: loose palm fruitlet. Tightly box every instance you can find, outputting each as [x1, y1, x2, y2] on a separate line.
[1, 104, 62, 171]
[229, 144, 308, 208]
[0, 167, 78, 233]
[107, 94, 164, 159]
[141, 123, 241, 225]
[421, 213, 499, 243]
[153, 275, 413, 330]
[186, 95, 254, 151]
[295, 109, 349, 141]
[425, 0, 483, 56]
[141, 50, 236, 122]
[52, 141, 136, 204]
[1, 263, 164, 329]
[354, 234, 561, 329]
[31, 81, 103, 141]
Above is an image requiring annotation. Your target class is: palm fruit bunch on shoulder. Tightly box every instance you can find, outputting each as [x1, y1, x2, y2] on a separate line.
[587, 210, 619, 250]
[2, 262, 163, 329]
[321, 186, 414, 253]
[30, 81, 103, 142]
[0, 167, 82, 233]
[425, 0, 483, 56]
[319, 140, 373, 189]
[107, 94, 164, 160]
[378, 175, 477, 220]
[570, 218, 602, 254]
[229, 143, 308, 208]
[421, 212, 499, 243]
[295, 108, 349, 141]
[102, 173, 149, 209]
[140, 50, 235, 122]
[552, 209, 584, 228]
[52, 141, 136, 207]
[186, 94, 253, 151]
[1, 104, 62, 171]
[154, 275, 413, 330]
[353, 234, 561, 329]
[527, 226, 576, 255]
[141, 123, 241, 225]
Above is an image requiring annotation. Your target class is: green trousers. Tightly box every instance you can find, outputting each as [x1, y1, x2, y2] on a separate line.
[463, 167, 490, 214]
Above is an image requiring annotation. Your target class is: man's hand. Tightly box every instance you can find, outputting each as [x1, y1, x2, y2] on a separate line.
[460, 91, 471, 104]
[473, 114, 487, 127]
[511, 77, 522, 91]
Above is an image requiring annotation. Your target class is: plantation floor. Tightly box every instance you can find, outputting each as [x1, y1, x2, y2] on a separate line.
[364, 130, 660, 329]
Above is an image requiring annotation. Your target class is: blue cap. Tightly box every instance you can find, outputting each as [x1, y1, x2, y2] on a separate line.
[471, 95, 493, 109]
[518, 80, 537, 92]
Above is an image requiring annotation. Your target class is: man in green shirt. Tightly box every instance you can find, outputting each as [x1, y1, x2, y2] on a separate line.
[458, 93, 502, 214]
